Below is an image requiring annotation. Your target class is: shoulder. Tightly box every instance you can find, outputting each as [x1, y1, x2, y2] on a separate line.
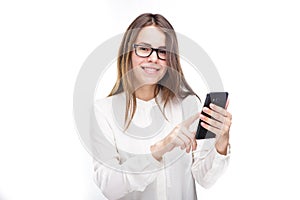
[179, 94, 202, 120]
[179, 94, 202, 109]
[94, 92, 125, 112]
[165, 94, 201, 109]
[181, 94, 201, 104]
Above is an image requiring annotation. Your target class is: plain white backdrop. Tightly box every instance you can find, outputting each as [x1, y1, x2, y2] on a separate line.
[1, 0, 299, 199]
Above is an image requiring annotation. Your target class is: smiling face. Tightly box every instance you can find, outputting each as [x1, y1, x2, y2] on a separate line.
[131, 26, 168, 89]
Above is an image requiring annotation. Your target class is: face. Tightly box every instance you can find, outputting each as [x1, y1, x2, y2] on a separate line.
[130, 26, 168, 88]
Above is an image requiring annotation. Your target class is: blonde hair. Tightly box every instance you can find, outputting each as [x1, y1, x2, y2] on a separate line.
[108, 13, 199, 130]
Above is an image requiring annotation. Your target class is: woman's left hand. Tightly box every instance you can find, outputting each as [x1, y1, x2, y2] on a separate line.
[199, 99, 232, 155]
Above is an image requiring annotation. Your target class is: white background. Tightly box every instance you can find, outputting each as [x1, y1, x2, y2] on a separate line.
[1, 0, 299, 199]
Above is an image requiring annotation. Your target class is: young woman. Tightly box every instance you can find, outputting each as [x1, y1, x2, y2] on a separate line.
[91, 13, 232, 200]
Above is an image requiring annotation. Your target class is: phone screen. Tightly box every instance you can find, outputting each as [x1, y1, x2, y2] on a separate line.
[195, 92, 229, 139]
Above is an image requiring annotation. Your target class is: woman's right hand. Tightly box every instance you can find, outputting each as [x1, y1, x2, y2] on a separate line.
[150, 113, 200, 161]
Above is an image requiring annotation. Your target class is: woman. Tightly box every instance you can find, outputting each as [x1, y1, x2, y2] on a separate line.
[91, 13, 232, 200]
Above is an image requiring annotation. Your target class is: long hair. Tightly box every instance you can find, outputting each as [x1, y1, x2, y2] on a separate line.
[108, 13, 199, 130]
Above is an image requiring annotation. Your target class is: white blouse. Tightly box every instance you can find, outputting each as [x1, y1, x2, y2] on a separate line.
[91, 92, 230, 200]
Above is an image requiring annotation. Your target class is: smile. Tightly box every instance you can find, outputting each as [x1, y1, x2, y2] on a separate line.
[141, 66, 160, 74]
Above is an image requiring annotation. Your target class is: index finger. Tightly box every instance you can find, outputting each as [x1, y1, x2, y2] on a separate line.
[182, 112, 200, 127]
[209, 103, 227, 117]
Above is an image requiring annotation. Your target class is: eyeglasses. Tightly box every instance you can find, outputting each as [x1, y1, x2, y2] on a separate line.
[133, 44, 167, 60]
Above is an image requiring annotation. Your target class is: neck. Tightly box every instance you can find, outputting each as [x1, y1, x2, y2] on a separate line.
[135, 85, 157, 101]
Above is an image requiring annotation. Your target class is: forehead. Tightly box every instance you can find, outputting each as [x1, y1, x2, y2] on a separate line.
[135, 26, 166, 47]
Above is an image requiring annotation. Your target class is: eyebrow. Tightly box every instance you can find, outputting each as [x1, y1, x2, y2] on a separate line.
[137, 42, 166, 49]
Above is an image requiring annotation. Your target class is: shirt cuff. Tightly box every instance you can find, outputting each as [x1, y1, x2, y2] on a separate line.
[214, 143, 231, 159]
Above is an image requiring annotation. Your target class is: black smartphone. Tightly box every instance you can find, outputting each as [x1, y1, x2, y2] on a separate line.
[195, 92, 229, 139]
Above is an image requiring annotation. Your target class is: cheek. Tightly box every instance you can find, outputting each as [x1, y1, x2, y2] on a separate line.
[131, 52, 143, 68]
[160, 61, 168, 71]
[161, 65, 168, 76]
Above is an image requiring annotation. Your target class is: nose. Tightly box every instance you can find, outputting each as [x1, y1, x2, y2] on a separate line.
[147, 50, 159, 62]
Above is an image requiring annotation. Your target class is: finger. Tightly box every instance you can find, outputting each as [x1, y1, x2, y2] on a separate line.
[200, 114, 223, 129]
[186, 144, 191, 153]
[182, 112, 200, 127]
[179, 128, 195, 153]
[189, 131, 197, 151]
[201, 122, 229, 136]
[203, 107, 226, 123]
[180, 126, 195, 143]
[200, 111, 232, 134]
[173, 136, 185, 150]
[192, 138, 197, 151]
[223, 113, 232, 126]
[225, 98, 230, 109]
[209, 103, 228, 116]
[186, 138, 197, 153]
[226, 111, 232, 121]
[177, 132, 190, 149]
[209, 103, 232, 121]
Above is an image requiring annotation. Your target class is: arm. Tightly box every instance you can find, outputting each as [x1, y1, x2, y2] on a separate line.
[192, 99, 232, 188]
[191, 139, 230, 188]
[91, 104, 162, 200]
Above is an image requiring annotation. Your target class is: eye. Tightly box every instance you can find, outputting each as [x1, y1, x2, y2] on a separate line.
[138, 46, 151, 52]
[158, 49, 166, 55]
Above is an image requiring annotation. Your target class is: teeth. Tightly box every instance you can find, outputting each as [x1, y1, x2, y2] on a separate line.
[142, 67, 159, 71]
[141, 66, 160, 74]
[147, 68, 156, 72]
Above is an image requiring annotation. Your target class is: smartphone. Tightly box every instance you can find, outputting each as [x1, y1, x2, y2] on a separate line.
[195, 92, 229, 139]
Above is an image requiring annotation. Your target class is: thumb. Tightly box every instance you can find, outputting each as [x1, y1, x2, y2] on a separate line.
[225, 98, 230, 110]
[191, 131, 197, 150]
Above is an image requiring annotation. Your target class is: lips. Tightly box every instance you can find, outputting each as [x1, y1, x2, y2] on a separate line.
[141, 66, 160, 74]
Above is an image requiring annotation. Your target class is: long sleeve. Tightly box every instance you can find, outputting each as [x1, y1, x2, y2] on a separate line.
[191, 139, 230, 189]
[181, 94, 230, 189]
[91, 103, 163, 200]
